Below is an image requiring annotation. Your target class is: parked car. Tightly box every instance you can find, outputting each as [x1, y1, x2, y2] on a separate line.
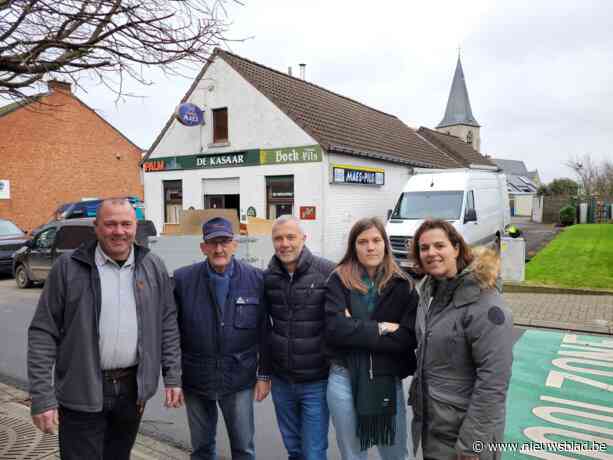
[0, 219, 30, 275]
[13, 218, 157, 288]
[386, 168, 511, 273]
[55, 196, 146, 220]
[30, 196, 146, 236]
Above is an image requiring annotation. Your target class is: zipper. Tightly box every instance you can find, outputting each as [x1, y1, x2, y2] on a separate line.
[285, 275, 293, 371]
[133, 266, 144, 404]
[369, 353, 374, 380]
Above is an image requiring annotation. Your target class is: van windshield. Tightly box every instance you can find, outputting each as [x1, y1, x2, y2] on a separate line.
[392, 191, 464, 220]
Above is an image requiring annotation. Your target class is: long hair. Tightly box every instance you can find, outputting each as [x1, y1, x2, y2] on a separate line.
[336, 217, 410, 294]
[411, 219, 473, 273]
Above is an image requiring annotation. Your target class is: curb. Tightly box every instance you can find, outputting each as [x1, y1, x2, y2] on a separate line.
[0, 382, 190, 459]
[503, 283, 613, 296]
[513, 317, 613, 335]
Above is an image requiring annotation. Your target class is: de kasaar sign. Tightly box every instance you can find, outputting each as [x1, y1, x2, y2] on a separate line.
[175, 103, 205, 126]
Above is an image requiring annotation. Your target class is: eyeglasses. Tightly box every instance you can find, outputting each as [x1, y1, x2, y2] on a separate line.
[204, 238, 234, 247]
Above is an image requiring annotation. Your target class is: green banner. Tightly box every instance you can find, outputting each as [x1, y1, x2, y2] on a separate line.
[143, 145, 322, 172]
[503, 330, 613, 458]
[259, 145, 322, 165]
[143, 150, 260, 172]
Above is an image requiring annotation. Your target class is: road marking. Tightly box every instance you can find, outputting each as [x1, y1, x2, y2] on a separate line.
[504, 330, 613, 459]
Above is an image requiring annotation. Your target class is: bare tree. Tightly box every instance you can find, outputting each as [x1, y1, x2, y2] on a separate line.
[566, 154, 613, 199]
[0, 0, 241, 101]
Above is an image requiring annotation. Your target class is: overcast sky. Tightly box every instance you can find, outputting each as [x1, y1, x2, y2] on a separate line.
[73, 0, 613, 183]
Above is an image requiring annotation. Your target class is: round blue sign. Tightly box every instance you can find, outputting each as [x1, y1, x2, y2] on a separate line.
[175, 102, 205, 127]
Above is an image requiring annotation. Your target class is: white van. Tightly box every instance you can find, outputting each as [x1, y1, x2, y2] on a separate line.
[385, 168, 510, 271]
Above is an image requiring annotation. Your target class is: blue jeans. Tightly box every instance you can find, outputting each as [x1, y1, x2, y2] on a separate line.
[271, 375, 329, 460]
[184, 388, 255, 460]
[327, 365, 413, 460]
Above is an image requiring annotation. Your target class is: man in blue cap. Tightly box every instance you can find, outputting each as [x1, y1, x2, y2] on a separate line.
[173, 216, 271, 460]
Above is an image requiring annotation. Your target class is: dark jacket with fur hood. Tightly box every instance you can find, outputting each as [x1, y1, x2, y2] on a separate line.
[410, 248, 513, 460]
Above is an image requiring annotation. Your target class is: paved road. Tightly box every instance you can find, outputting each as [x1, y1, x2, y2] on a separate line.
[4, 276, 609, 459]
[0, 276, 337, 459]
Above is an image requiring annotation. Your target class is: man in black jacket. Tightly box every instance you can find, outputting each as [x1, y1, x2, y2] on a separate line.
[264, 215, 336, 460]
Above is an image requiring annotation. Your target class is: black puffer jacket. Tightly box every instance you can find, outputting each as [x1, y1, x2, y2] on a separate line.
[264, 247, 336, 383]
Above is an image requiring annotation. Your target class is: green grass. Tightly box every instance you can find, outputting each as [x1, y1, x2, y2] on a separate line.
[525, 224, 613, 290]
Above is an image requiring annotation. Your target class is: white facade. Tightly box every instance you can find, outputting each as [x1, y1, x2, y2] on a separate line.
[144, 56, 413, 261]
[510, 193, 534, 217]
[323, 153, 411, 261]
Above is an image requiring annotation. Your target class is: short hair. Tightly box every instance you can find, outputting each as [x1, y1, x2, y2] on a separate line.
[411, 219, 473, 273]
[272, 214, 304, 235]
[95, 198, 133, 219]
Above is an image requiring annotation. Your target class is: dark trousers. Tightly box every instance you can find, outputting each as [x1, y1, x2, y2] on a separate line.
[58, 373, 142, 460]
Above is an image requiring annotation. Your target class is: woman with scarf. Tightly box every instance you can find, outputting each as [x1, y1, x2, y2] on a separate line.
[409, 219, 513, 460]
[325, 217, 418, 460]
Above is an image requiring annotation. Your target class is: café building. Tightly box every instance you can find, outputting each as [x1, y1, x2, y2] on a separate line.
[142, 49, 463, 260]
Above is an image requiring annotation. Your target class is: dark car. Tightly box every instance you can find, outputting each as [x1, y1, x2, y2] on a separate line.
[31, 196, 146, 236]
[0, 219, 29, 275]
[12, 218, 157, 288]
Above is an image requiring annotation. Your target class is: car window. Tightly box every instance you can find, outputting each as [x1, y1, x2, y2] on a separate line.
[0, 220, 24, 237]
[56, 226, 96, 250]
[466, 191, 475, 213]
[35, 227, 57, 249]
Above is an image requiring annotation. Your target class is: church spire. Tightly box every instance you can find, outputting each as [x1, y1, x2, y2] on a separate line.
[437, 55, 480, 129]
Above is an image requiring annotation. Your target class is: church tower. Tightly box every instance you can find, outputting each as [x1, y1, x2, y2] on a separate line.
[436, 55, 481, 152]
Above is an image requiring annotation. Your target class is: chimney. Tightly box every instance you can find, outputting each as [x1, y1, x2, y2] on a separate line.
[299, 63, 306, 80]
[288, 66, 293, 77]
[47, 80, 72, 94]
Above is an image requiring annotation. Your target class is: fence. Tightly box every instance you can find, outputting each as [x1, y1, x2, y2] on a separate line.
[148, 234, 275, 274]
[534, 195, 612, 224]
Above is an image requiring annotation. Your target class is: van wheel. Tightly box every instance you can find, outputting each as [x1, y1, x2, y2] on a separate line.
[15, 265, 33, 289]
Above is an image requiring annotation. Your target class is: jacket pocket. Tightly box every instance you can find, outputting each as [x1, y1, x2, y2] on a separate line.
[234, 296, 259, 329]
[226, 349, 257, 389]
[426, 385, 468, 442]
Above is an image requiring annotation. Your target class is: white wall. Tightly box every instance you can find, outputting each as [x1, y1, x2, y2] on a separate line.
[512, 194, 534, 217]
[532, 195, 543, 222]
[144, 54, 325, 250]
[148, 58, 316, 158]
[144, 162, 325, 254]
[322, 153, 411, 262]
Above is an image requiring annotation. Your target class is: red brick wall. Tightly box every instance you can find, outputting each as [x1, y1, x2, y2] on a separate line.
[0, 85, 143, 232]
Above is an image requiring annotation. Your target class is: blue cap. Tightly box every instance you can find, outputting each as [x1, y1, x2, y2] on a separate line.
[202, 217, 234, 241]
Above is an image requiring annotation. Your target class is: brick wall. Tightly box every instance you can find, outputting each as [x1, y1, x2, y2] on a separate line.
[0, 82, 143, 232]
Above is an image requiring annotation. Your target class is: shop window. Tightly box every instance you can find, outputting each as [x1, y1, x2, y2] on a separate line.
[213, 108, 228, 143]
[163, 180, 183, 224]
[266, 175, 294, 219]
[204, 194, 240, 220]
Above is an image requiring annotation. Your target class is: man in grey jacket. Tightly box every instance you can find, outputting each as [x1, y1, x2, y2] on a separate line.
[27, 198, 182, 460]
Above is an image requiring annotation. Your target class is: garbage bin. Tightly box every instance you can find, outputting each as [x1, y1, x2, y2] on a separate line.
[500, 237, 525, 282]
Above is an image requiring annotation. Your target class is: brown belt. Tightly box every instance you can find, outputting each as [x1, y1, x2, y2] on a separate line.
[102, 366, 137, 381]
